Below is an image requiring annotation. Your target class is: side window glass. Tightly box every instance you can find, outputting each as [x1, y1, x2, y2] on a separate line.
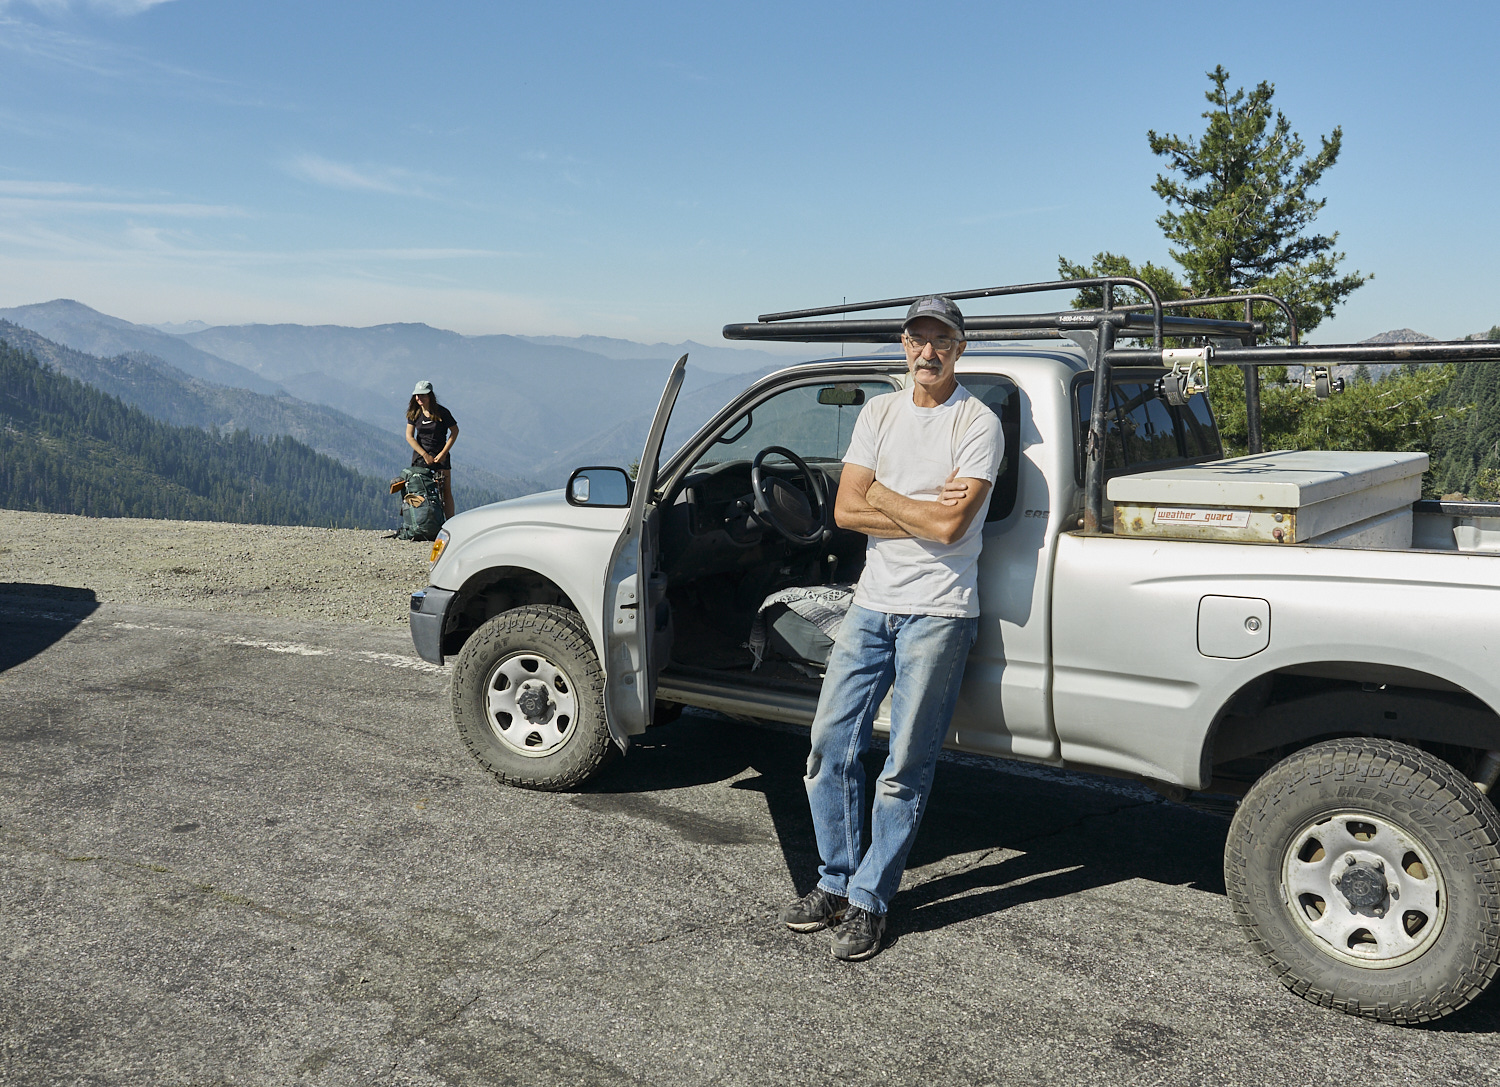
[1076, 379, 1128, 475]
[1176, 392, 1221, 460]
[1139, 392, 1179, 461]
[1077, 376, 1220, 472]
[959, 375, 1020, 522]
[1112, 383, 1151, 465]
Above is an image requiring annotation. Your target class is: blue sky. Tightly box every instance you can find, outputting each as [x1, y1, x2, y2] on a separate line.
[0, 0, 1496, 345]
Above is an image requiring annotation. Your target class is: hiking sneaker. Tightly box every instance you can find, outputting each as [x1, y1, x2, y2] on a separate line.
[830, 906, 886, 961]
[778, 888, 848, 932]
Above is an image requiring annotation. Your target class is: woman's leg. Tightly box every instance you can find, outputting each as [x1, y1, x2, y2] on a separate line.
[440, 471, 454, 518]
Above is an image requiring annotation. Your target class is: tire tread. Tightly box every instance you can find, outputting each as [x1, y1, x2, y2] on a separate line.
[1224, 737, 1500, 1024]
[450, 604, 614, 792]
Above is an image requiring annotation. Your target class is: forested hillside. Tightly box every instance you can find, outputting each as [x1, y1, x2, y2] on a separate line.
[0, 321, 535, 509]
[1430, 341, 1500, 499]
[0, 340, 396, 527]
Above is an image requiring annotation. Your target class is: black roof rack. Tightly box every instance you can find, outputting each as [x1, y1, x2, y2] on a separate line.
[724, 277, 1500, 534]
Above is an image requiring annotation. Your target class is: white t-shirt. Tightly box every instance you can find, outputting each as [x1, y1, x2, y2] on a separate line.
[842, 383, 1004, 618]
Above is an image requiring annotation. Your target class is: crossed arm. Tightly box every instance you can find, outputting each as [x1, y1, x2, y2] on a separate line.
[834, 463, 992, 546]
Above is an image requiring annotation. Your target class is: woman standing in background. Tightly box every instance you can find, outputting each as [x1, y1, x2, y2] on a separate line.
[405, 380, 459, 518]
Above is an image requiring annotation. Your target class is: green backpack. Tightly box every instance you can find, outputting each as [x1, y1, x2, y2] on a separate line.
[394, 466, 446, 541]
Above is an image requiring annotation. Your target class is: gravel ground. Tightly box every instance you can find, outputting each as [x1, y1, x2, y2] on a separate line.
[0, 508, 434, 626]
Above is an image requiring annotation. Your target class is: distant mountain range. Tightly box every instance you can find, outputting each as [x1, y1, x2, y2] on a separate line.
[1337, 329, 1440, 382]
[517, 334, 802, 374]
[0, 300, 282, 395]
[1315, 327, 1497, 384]
[0, 300, 793, 489]
[1361, 328, 1438, 345]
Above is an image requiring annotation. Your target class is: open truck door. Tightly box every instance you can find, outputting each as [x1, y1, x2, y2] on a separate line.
[601, 354, 686, 750]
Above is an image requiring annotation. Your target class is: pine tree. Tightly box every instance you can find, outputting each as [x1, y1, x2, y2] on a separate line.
[1057, 67, 1457, 460]
[1147, 65, 1367, 336]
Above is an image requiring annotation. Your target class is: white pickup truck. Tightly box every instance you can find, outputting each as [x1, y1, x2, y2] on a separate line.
[409, 281, 1500, 1024]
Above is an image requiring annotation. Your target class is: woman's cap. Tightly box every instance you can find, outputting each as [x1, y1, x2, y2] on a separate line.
[412, 380, 434, 395]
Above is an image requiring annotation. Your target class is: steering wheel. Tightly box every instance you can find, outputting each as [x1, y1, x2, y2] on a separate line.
[750, 446, 831, 546]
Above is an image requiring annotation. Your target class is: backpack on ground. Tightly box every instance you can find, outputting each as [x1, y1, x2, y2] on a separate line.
[391, 466, 446, 541]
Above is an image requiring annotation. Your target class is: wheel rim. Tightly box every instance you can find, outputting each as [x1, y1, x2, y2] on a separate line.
[482, 650, 580, 758]
[1280, 809, 1448, 969]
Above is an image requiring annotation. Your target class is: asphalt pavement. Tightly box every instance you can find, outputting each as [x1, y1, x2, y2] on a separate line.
[4, 587, 1500, 1086]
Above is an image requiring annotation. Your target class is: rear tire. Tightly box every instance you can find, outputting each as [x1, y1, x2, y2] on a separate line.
[1224, 738, 1500, 1023]
[451, 605, 614, 791]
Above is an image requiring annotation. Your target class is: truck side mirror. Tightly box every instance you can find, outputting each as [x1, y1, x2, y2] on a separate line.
[566, 466, 632, 507]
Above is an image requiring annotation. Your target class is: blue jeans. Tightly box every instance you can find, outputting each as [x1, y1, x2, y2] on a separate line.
[805, 604, 979, 916]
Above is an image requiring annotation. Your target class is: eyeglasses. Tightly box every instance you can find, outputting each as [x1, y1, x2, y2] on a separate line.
[904, 332, 963, 352]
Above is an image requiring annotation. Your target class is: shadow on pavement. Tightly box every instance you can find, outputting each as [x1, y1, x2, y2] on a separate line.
[0, 584, 100, 673]
[585, 710, 1228, 918]
[582, 710, 1500, 1034]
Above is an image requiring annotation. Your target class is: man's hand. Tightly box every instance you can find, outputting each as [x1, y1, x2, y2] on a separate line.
[939, 468, 970, 507]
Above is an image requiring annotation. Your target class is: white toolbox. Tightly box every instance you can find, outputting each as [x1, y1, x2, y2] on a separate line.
[1107, 450, 1429, 548]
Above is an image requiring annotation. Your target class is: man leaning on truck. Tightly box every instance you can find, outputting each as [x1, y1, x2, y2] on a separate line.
[778, 295, 1004, 961]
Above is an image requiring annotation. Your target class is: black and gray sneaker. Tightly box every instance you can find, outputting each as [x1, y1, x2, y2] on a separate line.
[829, 906, 886, 961]
[778, 888, 848, 932]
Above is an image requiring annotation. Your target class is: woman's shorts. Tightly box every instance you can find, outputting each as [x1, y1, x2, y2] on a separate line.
[412, 455, 451, 473]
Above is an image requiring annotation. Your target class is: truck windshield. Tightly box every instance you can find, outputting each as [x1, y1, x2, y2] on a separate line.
[1074, 372, 1221, 481]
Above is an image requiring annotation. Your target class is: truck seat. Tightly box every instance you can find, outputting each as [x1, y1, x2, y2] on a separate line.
[747, 584, 855, 670]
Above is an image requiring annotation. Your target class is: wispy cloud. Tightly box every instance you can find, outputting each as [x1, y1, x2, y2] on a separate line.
[282, 154, 442, 198]
[0, 179, 97, 196]
[518, 149, 592, 192]
[0, 8, 195, 82]
[0, 1, 179, 15]
[0, 197, 242, 217]
[0, 7, 265, 110]
[0, 180, 244, 217]
[91, 0, 178, 12]
[0, 13, 130, 75]
[0, 217, 508, 267]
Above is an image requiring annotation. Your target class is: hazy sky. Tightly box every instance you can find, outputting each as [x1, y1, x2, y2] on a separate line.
[0, 0, 1496, 344]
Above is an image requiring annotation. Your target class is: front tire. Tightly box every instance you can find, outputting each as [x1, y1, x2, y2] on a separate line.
[1225, 738, 1500, 1023]
[451, 605, 615, 791]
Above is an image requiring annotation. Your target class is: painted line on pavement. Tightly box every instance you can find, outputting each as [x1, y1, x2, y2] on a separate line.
[0, 602, 448, 675]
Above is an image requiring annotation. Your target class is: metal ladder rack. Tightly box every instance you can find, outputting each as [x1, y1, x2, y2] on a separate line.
[723, 277, 1500, 535]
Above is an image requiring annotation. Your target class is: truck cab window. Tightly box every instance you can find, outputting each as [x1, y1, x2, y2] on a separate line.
[1074, 370, 1223, 480]
[959, 374, 1021, 522]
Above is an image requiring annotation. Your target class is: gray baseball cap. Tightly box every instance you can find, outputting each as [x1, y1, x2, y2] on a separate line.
[412, 380, 434, 395]
[903, 295, 966, 335]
